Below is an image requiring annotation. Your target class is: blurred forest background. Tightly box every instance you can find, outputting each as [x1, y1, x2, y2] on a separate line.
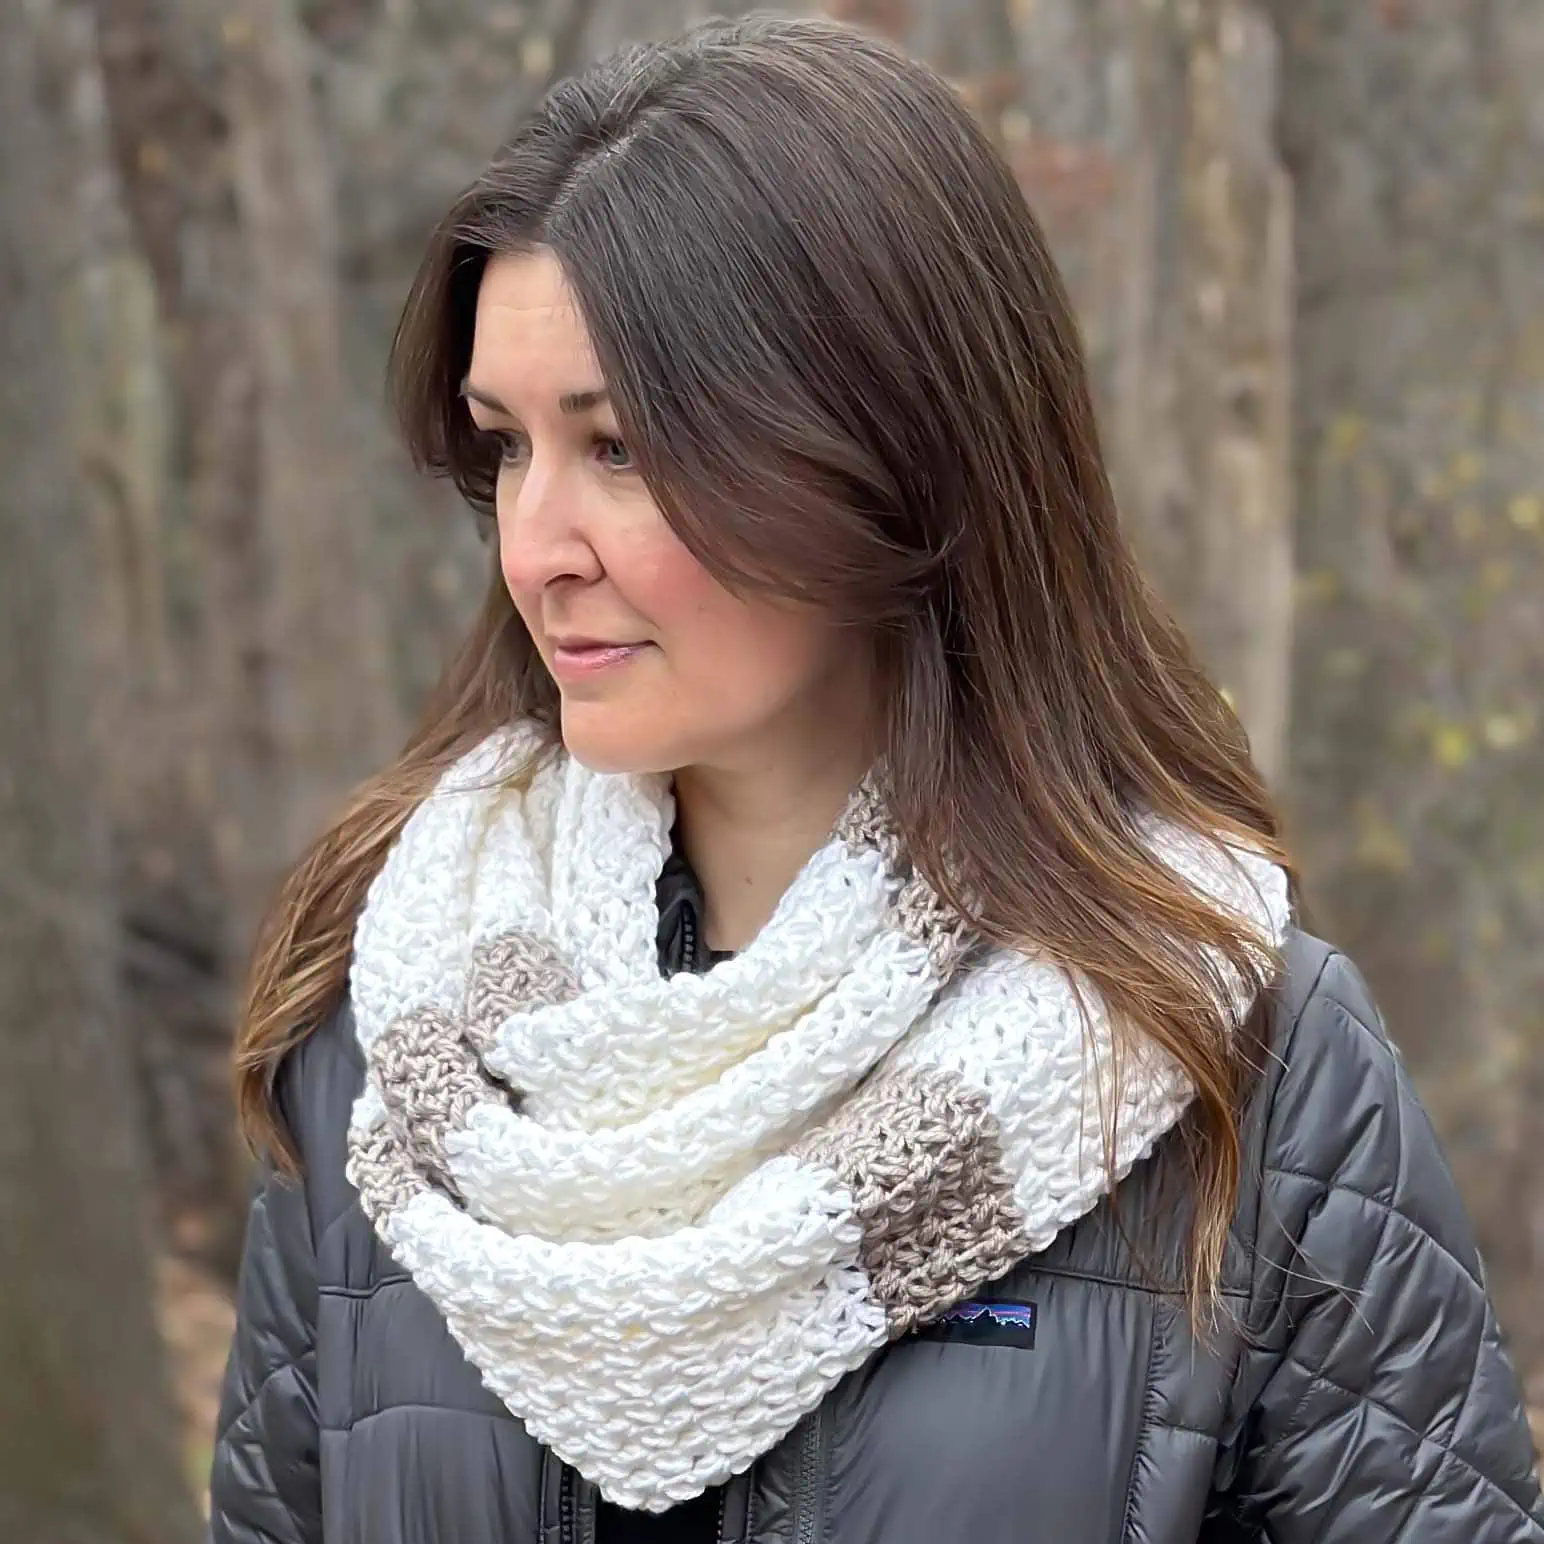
[2, 0, 1542, 1536]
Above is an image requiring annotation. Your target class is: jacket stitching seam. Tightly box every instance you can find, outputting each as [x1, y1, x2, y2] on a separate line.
[1150, 1418, 1220, 1443]
[1220, 943, 1334, 1495]
[1022, 1263, 1248, 1299]
[1266, 1353, 1540, 1531]
[1282, 1058, 1402, 1455]
[1446, 1295, 1490, 1454]
[1381, 1450, 1445, 1544]
[316, 1199, 360, 1248]
[1255, 958, 1390, 1460]
[1236, 944, 1335, 1354]
[318, 1275, 413, 1301]
[214, 1352, 316, 1446]
[324, 1401, 521, 1433]
[1315, 991, 1394, 1048]
[1259, 1171, 1485, 1294]
[1117, 1299, 1163, 1544]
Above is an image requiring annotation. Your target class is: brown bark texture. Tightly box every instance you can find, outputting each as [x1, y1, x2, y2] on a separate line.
[0, 5, 203, 1539]
[1270, 0, 1544, 1385]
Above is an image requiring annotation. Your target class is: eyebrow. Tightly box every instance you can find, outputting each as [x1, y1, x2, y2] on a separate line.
[458, 377, 609, 416]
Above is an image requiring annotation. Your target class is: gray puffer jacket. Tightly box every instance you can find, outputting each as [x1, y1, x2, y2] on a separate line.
[210, 929, 1544, 1543]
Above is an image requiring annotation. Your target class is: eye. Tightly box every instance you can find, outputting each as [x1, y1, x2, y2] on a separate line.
[479, 428, 528, 468]
[593, 435, 634, 472]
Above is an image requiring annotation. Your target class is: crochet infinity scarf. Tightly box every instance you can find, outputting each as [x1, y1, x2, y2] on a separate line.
[346, 725, 1291, 1511]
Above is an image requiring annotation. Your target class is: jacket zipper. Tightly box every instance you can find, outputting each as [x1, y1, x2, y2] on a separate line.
[790, 1405, 828, 1544]
[576, 1478, 597, 1544]
[681, 904, 700, 972]
[716, 1465, 754, 1544]
[558, 1467, 596, 1544]
[558, 1464, 574, 1544]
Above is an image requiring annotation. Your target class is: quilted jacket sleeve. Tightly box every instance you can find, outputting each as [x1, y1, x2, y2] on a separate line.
[208, 1045, 323, 1544]
[1233, 950, 1544, 1540]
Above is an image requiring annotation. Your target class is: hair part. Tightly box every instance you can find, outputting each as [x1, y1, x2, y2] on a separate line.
[237, 15, 1296, 1320]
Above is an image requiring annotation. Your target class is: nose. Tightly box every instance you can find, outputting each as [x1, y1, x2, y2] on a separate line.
[497, 458, 602, 595]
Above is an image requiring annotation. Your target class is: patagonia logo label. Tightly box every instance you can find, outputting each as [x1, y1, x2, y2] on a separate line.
[917, 1298, 1037, 1350]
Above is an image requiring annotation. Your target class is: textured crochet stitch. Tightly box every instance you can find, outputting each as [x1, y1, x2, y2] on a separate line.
[345, 723, 1292, 1510]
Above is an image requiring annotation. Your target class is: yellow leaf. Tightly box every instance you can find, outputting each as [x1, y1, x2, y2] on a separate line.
[1296, 568, 1340, 604]
[1326, 414, 1366, 458]
[522, 34, 554, 77]
[1450, 452, 1483, 486]
[1354, 804, 1412, 873]
[1431, 723, 1473, 769]
[1483, 713, 1527, 750]
[1509, 495, 1542, 531]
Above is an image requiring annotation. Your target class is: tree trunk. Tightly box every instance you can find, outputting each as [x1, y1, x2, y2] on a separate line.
[835, 0, 1294, 779]
[99, 0, 405, 964]
[93, 0, 416, 1278]
[93, 0, 264, 1275]
[225, 0, 400, 924]
[1270, 0, 1544, 1385]
[0, 6, 201, 1539]
[1012, 0, 1295, 782]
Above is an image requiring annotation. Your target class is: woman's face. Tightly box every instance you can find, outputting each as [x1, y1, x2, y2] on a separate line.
[465, 249, 872, 778]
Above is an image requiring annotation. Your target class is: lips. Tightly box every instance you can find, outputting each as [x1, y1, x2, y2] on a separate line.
[549, 636, 641, 653]
[547, 638, 650, 681]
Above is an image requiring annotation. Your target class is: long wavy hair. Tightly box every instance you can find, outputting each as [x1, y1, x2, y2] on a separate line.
[236, 14, 1295, 1313]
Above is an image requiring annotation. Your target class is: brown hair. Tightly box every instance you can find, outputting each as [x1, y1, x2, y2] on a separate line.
[236, 15, 1295, 1313]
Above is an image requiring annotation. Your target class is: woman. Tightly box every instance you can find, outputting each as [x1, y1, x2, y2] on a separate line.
[210, 16, 1543, 1544]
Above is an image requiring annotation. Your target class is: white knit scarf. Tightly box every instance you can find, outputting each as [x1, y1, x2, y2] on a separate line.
[345, 724, 1291, 1511]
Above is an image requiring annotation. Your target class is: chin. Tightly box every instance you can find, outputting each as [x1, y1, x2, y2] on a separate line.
[557, 700, 688, 777]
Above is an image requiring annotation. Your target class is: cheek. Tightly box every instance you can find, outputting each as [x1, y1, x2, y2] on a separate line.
[620, 536, 722, 633]
[591, 520, 852, 718]
[666, 584, 841, 705]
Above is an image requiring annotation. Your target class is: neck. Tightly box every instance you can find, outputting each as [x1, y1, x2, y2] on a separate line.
[673, 739, 870, 954]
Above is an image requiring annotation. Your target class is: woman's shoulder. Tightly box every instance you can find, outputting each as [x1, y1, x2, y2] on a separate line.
[1023, 926, 1486, 1310]
[268, 999, 397, 1289]
[272, 996, 365, 1183]
[1242, 925, 1488, 1297]
[1255, 927, 1417, 1173]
